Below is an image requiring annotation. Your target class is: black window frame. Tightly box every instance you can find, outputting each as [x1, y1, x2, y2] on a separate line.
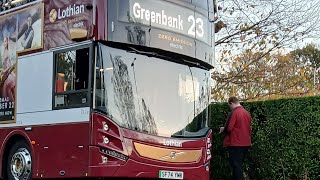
[52, 43, 93, 110]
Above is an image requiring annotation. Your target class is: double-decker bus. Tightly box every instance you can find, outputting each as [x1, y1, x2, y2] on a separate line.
[0, 0, 215, 179]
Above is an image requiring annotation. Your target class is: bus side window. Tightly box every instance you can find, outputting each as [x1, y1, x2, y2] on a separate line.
[53, 47, 90, 108]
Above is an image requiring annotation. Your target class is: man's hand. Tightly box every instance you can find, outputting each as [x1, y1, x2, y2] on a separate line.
[219, 127, 225, 134]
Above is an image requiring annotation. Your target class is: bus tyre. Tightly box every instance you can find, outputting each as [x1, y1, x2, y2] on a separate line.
[6, 140, 32, 180]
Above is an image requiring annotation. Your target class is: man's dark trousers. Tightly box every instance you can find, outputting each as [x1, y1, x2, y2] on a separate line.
[227, 146, 249, 180]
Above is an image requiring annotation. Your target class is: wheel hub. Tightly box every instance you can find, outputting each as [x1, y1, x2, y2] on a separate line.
[10, 148, 31, 180]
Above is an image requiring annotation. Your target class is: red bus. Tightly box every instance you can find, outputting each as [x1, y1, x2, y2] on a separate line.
[0, 0, 214, 179]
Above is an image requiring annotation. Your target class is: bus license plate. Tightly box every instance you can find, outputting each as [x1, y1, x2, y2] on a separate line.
[159, 170, 184, 179]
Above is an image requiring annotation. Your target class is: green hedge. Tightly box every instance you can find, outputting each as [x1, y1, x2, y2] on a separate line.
[209, 96, 320, 180]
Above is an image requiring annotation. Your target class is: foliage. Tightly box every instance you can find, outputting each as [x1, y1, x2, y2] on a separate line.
[212, 42, 320, 102]
[212, 47, 320, 101]
[215, 0, 320, 50]
[210, 97, 320, 180]
[212, 0, 320, 101]
[291, 43, 320, 68]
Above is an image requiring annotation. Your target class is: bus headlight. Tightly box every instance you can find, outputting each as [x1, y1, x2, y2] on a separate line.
[101, 156, 108, 163]
[103, 122, 109, 131]
[103, 136, 109, 144]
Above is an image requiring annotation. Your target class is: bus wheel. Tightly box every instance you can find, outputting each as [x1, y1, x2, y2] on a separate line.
[6, 140, 32, 180]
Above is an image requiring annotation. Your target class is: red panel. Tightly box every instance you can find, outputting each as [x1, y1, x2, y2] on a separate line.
[90, 112, 210, 180]
[89, 158, 210, 180]
[0, 122, 90, 179]
[94, 0, 107, 40]
[34, 123, 90, 178]
[88, 146, 122, 177]
[90, 113, 127, 155]
[0, 112, 211, 180]
[121, 127, 207, 148]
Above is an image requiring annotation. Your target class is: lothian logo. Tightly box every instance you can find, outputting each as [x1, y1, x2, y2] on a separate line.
[49, 4, 85, 23]
[163, 139, 182, 147]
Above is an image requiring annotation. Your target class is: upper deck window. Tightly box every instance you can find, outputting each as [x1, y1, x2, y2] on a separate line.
[0, 0, 35, 12]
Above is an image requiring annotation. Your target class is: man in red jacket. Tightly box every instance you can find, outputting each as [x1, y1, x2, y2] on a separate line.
[219, 96, 252, 180]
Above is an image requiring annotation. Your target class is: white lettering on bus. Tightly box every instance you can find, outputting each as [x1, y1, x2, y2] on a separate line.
[163, 139, 182, 147]
[58, 4, 85, 19]
[133, 2, 184, 31]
